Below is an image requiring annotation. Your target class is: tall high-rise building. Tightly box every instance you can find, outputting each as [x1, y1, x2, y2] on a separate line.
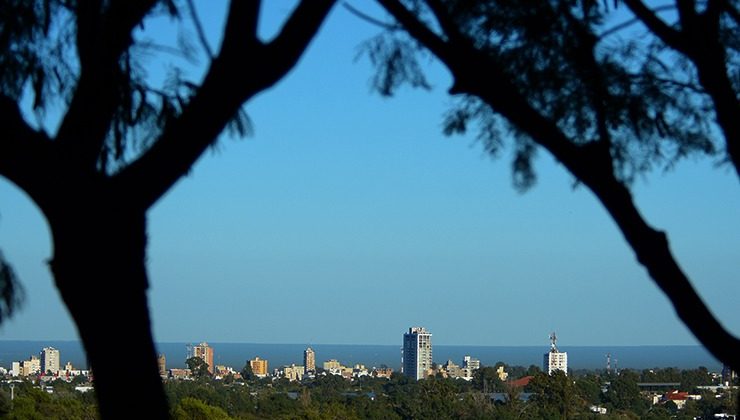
[249, 357, 268, 377]
[721, 364, 737, 385]
[304, 347, 316, 372]
[543, 332, 568, 375]
[189, 342, 215, 374]
[402, 326, 433, 380]
[157, 354, 167, 377]
[40, 347, 60, 375]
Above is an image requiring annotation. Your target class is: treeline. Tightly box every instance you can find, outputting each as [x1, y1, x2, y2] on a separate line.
[0, 366, 735, 419]
[163, 367, 738, 419]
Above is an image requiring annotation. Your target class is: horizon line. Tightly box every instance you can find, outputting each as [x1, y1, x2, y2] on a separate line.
[0, 339, 705, 348]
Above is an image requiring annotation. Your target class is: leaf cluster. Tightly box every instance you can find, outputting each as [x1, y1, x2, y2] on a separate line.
[362, 0, 721, 189]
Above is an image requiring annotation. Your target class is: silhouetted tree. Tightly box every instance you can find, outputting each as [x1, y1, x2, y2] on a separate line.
[366, 0, 739, 375]
[0, 0, 335, 418]
[241, 362, 254, 382]
[186, 356, 210, 379]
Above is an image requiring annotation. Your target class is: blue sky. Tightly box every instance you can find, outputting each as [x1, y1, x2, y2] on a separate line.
[0, 1, 738, 348]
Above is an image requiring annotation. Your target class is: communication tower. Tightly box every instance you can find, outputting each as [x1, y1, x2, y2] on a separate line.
[549, 332, 558, 351]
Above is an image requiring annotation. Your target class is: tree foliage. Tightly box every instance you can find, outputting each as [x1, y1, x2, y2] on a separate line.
[0, 0, 336, 418]
[0, 252, 23, 324]
[186, 356, 210, 379]
[366, 0, 740, 376]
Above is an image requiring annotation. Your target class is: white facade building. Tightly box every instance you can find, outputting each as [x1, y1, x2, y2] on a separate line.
[402, 326, 432, 380]
[11, 361, 20, 377]
[543, 332, 568, 375]
[41, 347, 60, 375]
[463, 355, 480, 370]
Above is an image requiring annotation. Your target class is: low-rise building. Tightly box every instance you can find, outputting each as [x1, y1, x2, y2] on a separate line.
[463, 356, 480, 371]
[352, 364, 369, 378]
[323, 359, 341, 371]
[21, 356, 41, 376]
[443, 360, 464, 379]
[662, 390, 701, 409]
[280, 364, 305, 382]
[496, 365, 509, 381]
[372, 367, 393, 379]
[169, 368, 191, 380]
[215, 365, 238, 379]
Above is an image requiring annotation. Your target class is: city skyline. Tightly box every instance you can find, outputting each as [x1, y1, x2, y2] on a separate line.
[0, 1, 738, 348]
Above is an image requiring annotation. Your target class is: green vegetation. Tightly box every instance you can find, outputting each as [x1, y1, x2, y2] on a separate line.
[4, 366, 735, 419]
[186, 357, 211, 379]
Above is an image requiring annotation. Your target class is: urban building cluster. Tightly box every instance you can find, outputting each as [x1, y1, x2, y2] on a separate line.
[401, 326, 483, 381]
[0, 346, 94, 395]
[157, 328, 568, 383]
[1, 346, 89, 381]
[0, 329, 568, 385]
[2, 331, 737, 417]
[400, 327, 568, 381]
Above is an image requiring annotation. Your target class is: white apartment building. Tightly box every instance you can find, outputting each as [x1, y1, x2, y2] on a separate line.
[11, 361, 21, 377]
[543, 332, 568, 375]
[402, 326, 432, 380]
[41, 347, 60, 375]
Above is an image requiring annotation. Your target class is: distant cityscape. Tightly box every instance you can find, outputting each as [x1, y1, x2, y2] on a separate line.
[2, 327, 574, 384]
[1, 327, 737, 416]
[3, 327, 733, 386]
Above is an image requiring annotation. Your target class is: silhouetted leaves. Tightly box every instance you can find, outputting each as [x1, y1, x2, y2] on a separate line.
[364, 0, 720, 187]
[0, 251, 23, 325]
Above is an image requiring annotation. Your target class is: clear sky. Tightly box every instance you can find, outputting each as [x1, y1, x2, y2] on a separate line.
[0, 1, 738, 348]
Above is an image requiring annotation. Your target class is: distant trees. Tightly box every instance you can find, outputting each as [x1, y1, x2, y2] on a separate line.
[368, 0, 739, 375]
[0, 0, 336, 418]
[0, 382, 97, 419]
[528, 371, 581, 418]
[240, 362, 254, 382]
[471, 366, 506, 392]
[171, 397, 231, 420]
[186, 356, 210, 379]
[603, 370, 647, 413]
[2, 367, 735, 419]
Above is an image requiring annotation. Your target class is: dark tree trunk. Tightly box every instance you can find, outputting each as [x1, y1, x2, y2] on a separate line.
[46, 195, 168, 419]
[581, 166, 740, 374]
[693, 53, 740, 181]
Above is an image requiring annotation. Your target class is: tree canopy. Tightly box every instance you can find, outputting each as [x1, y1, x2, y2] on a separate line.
[0, 0, 336, 417]
[366, 0, 740, 374]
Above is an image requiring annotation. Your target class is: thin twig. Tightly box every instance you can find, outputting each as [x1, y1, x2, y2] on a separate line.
[185, 0, 214, 59]
[343, 1, 400, 30]
[600, 4, 677, 39]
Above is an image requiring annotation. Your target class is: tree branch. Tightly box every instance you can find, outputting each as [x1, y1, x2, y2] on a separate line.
[467, 52, 740, 373]
[425, 0, 468, 45]
[380, 0, 740, 372]
[116, 0, 336, 208]
[377, 0, 453, 63]
[676, 0, 699, 27]
[55, 0, 158, 171]
[0, 95, 55, 203]
[185, 0, 215, 59]
[343, 2, 400, 30]
[600, 4, 677, 39]
[622, 0, 687, 52]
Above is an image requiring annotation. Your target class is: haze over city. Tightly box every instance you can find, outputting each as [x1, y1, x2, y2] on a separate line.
[0, 1, 738, 348]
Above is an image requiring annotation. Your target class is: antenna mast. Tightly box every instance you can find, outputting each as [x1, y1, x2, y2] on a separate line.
[549, 332, 558, 352]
